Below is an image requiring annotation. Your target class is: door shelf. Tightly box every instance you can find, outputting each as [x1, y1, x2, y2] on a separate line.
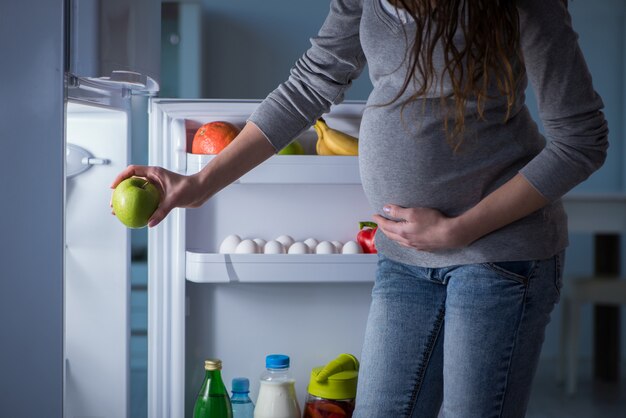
[186, 154, 361, 184]
[186, 251, 377, 283]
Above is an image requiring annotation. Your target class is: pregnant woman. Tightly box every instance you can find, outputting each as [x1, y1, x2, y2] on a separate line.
[112, 1, 608, 416]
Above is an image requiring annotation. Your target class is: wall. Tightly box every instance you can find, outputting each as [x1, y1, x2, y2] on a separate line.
[534, 0, 626, 361]
[198, 0, 372, 100]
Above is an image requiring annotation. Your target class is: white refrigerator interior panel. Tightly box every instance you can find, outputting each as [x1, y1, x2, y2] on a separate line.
[65, 101, 130, 418]
[185, 281, 373, 413]
[185, 183, 373, 249]
[149, 100, 374, 418]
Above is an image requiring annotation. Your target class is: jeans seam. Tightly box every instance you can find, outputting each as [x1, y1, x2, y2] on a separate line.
[496, 267, 532, 418]
[554, 252, 564, 297]
[405, 300, 446, 418]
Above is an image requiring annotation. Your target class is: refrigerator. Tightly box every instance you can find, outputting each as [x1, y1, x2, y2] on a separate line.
[147, 99, 377, 417]
[65, 87, 377, 417]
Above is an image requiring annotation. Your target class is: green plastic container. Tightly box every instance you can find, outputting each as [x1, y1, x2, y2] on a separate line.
[302, 354, 359, 418]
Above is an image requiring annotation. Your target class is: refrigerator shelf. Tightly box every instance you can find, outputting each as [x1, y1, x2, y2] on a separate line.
[186, 154, 361, 184]
[185, 251, 377, 283]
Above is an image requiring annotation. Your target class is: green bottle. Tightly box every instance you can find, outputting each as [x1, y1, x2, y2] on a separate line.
[193, 359, 233, 418]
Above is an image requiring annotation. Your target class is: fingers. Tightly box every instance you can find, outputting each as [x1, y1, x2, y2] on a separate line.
[373, 213, 405, 236]
[383, 204, 409, 222]
[374, 214, 425, 250]
[110, 165, 150, 188]
[147, 199, 172, 228]
[147, 209, 166, 228]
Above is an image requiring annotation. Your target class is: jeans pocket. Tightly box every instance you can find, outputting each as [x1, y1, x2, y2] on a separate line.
[482, 260, 537, 285]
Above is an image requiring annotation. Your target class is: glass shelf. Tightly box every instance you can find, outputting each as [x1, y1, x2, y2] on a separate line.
[186, 154, 362, 184]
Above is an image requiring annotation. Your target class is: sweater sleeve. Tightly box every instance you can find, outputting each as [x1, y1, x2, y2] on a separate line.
[517, 0, 609, 201]
[247, 0, 366, 151]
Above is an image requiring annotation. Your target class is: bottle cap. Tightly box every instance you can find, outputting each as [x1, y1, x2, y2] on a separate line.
[204, 358, 223, 371]
[307, 354, 359, 400]
[266, 354, 290, 369]
[232, 377, 250, 393]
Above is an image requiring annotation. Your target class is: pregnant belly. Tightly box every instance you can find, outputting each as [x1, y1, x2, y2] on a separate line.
[358, 111, 490, 217]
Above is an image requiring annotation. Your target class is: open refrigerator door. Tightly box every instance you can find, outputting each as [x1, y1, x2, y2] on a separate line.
[64, 71, 157, 418]
[149, 99, 378, 417]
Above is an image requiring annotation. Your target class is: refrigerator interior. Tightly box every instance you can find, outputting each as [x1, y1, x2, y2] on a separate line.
[65, 100, 130, 418]
[149, 100, 378, 417]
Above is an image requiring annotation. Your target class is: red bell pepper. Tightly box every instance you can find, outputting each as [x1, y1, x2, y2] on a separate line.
[357, 221, 377, 254]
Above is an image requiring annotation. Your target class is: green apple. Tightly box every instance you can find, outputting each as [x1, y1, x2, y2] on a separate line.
[112, 177, 160, 228]
[278, 139, 305, 155]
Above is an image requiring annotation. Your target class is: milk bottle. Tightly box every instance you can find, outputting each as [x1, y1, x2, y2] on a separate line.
[253, 354, 301, 418]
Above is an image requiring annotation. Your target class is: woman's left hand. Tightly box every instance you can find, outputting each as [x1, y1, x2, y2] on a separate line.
[373, 204, 471, 252]
[373, 175, 550, 252]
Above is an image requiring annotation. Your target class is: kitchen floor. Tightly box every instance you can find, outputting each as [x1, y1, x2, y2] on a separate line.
[526, 360, 625, 418]
[129, 262, 625, 417]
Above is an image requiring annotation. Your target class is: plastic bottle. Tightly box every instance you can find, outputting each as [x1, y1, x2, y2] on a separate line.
[303, 353, 359, 418]
[254, 354, 301, 418]
[231, 377, 255, 418]
[193, 358, 233, 418]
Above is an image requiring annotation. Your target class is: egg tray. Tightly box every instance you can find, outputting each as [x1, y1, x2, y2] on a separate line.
[185, 251, 378, 283]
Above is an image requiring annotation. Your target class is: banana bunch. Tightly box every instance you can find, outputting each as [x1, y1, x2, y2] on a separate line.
[314, 118, 359, 156]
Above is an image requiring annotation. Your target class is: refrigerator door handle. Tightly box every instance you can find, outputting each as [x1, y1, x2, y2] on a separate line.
[66, 143, 110, 178]
[81, 156, 110, 166]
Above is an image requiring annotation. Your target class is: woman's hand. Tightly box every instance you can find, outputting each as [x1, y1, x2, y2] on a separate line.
[109, 121, 277, 228]
[373, 205, 471, 252]
[110, 166, 205, 228]
[373, 174, 550, 253]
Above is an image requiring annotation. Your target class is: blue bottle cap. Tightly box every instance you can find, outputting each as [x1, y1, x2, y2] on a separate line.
[266, 354, 290, 369]
[232, 377, 249, 393]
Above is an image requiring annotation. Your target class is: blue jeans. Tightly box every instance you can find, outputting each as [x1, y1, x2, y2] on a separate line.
[354, 252, 564, 418]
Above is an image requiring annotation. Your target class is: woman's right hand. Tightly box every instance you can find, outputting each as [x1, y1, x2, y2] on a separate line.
[110, 122, 277, 227]
[110, 165, 205, 228]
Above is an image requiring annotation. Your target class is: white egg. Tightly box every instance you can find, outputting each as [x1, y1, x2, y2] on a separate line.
[235, 239, 259, 254]
[219, 234, 242, 254]
[253, 238, 267, 251]
[288, 241, 310, 254]
[303, 238, 319, 252]
[331, 241, 344, 252]
[342, 240, 363, 254]
[264, 240, 286, 254]
[275, 235, 295, 250]
[315, 241, 337, 254]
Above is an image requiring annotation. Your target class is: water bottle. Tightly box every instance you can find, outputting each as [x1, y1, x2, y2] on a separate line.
[193, 358, 233, 418]
[254, 354, 301, 418]
[231, 377, 254, 418]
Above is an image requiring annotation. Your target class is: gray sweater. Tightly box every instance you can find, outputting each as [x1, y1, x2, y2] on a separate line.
[248, 0, 608, 267]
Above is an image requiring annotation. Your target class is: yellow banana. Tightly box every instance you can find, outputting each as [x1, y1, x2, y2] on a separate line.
[314, 118, 359, 156]
[316, 135, 336, 155]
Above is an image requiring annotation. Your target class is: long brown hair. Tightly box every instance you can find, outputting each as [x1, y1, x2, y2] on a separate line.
[388, 0, 524, 150]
